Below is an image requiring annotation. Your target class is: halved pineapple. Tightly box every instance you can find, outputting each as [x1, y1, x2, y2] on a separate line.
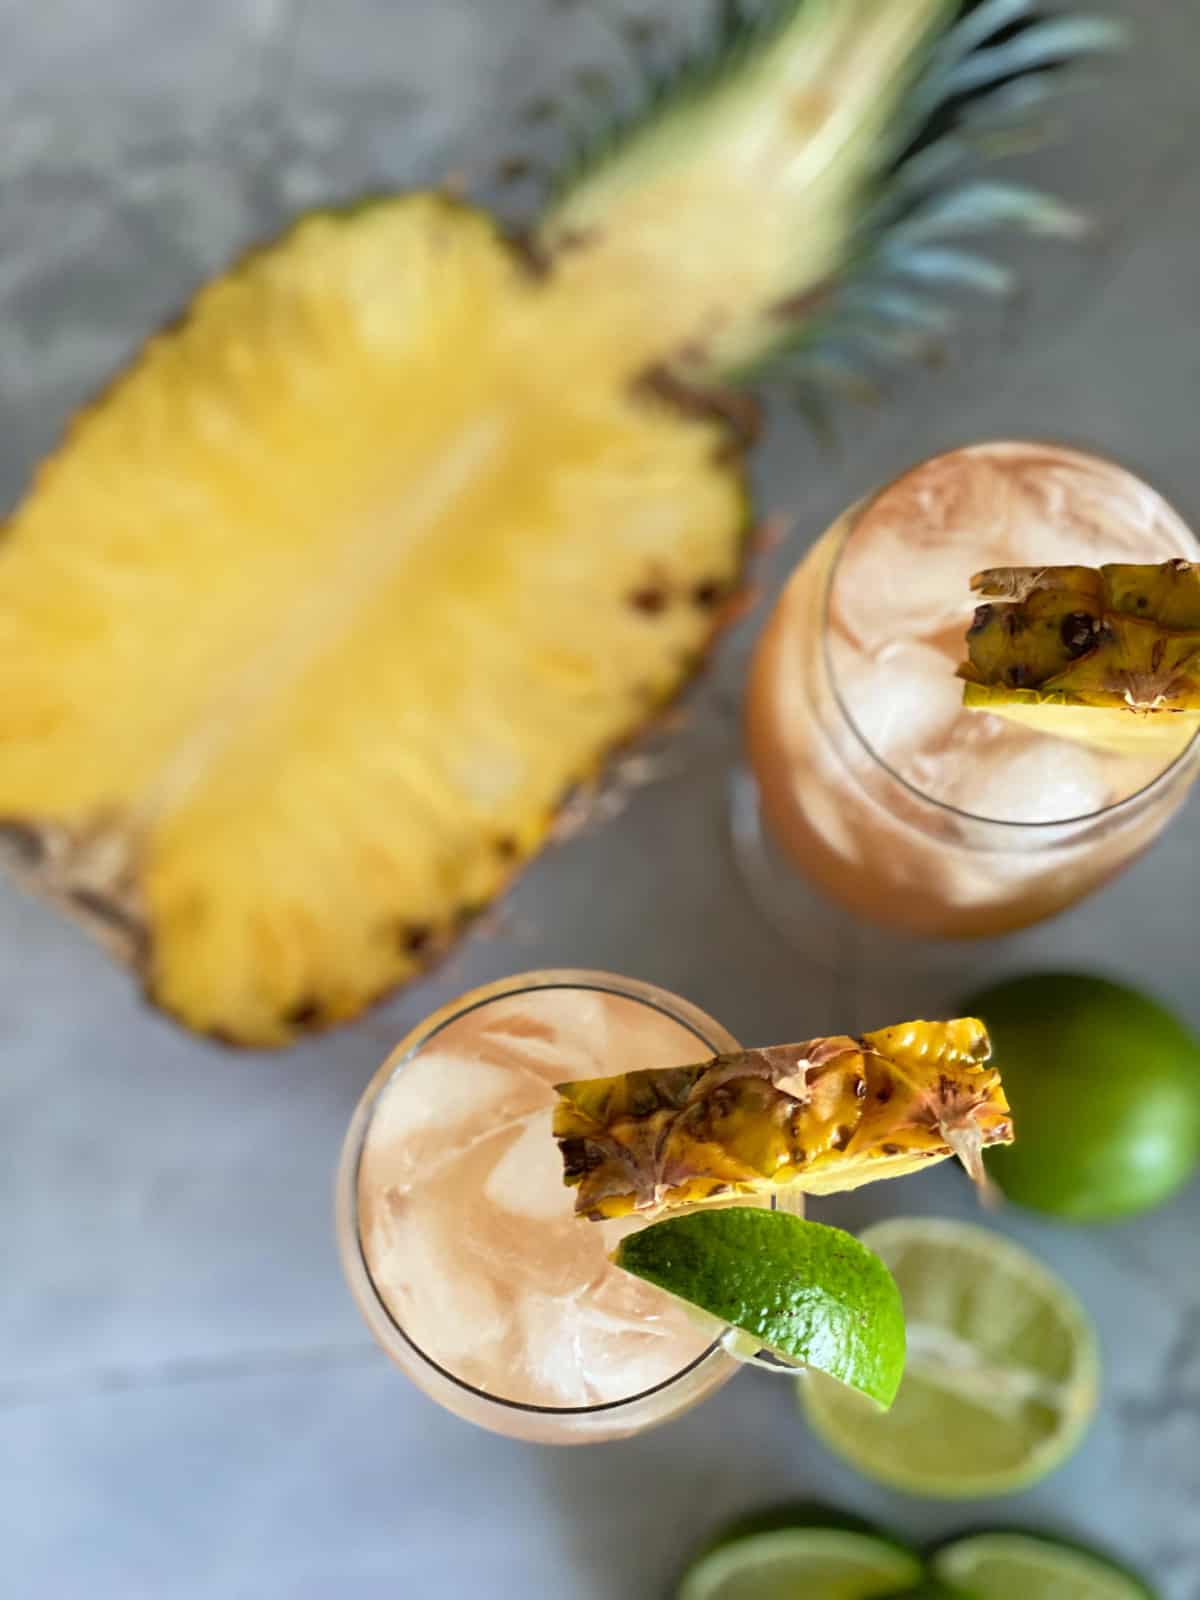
[0, 2, 1120, 1044]
[959, 561, 1200, 756]
[0, 198, 746, 1045]
[553, 1018, 1011, 1218]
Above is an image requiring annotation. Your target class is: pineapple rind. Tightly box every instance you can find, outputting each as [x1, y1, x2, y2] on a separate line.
[553, 1018, 1011, 1218]
[960, 562, 1200, 709]
[960, 561, 1200, 759]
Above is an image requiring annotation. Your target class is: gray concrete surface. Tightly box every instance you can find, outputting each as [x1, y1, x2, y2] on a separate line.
[2, 3, 1198, 1596]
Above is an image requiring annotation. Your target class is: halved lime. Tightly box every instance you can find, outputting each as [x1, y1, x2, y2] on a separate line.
[678, 1518, 921, 1600]
[798, 1218, 1099, 1497]
[613, 1210, 906, 1407]
[931, 1532, 1156, 1599]
[877, 1587, 967, 1599]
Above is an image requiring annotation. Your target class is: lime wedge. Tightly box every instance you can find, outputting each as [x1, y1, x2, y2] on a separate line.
[931, 1532, 1156, 1599]
[798, 1218, 1098, 1497]
[613, 1210, 906, 1407]
[678, 1521, 921, 1600]
[877, 1588, 966, 1599]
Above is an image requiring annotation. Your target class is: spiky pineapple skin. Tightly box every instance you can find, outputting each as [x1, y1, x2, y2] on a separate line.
[554, 1018, 1010, 1218]
[961, 561, 1200, 712]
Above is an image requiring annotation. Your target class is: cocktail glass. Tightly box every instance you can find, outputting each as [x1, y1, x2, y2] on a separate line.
[336, 968, 771, 1444]
[737, 441, 1199, 952]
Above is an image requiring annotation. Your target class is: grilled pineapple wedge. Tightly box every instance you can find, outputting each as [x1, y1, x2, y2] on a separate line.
[960, 561, 1200, 757]
[0, 2, 1120, 1044]
[554, 1018, 1011, 1218]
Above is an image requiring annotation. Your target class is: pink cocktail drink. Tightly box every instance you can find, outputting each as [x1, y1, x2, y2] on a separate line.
[745, 442, 1198, 938]
[337, 970, 758, 1443]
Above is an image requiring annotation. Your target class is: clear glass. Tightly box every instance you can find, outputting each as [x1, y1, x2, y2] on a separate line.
[336, 969, 761, 1444]
[742, 441, 1200, 941]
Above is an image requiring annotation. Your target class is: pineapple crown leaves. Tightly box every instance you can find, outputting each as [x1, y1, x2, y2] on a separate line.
[525, 0, 1124, 399]
[538, 0, 815, 195]
[743, 1, 1125, 389]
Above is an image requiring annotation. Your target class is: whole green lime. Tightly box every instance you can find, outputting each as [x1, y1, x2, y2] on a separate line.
[966, 973, 1200, 1221]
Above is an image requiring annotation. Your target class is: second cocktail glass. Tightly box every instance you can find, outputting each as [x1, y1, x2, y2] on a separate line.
[738, 441, 1199, 944]
[337, 969, 769, 1444]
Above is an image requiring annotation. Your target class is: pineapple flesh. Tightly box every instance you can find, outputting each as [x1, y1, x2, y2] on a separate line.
[0, 199, 746, 1045]
[553, 1018, 1011, 1218]
[960, 561, 1200, 755]
[0, 2, 1120, 1044]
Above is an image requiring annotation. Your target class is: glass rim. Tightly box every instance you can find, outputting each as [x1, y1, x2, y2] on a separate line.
[820, 437, 1200, 835]
[337, 968, 739, 1419]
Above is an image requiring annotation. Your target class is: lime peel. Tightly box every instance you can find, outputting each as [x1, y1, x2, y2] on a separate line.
[678, 1525, 922, 1600]
[968, 973, 1200, 1222]
[614, 1209, 906, 1408]
[931, 1531, 1158, 1599]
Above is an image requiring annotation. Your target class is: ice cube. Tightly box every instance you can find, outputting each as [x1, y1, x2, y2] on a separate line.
[834, 452, 1019, 648]
[571, 1327, 686, 1405]
[479, 990, 612, 1080]
[362, 1202, 512, 1364]
[835, 637, 964, 762]
[366, 1051, 513, 1151]
[939, 733, 1110, 824]
[483, 1111, 568, 1223]
[359, 1051, 524, 1195]
[519, 1292, 595, 1405]
[834, 525, 967, 647]
[1003, 445, 1194, 566]
[519, 1288, 692, 1405]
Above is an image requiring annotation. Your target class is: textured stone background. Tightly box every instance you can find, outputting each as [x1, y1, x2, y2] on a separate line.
[2, 3, 1198, 1596]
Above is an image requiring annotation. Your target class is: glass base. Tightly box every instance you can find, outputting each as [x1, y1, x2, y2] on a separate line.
[728, 765, 863, 977]
[728, 767, 1005, 1012]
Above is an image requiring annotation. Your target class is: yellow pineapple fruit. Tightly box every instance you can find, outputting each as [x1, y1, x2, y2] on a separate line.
[553, 1018, 1011, 1218]
[0, 3, 1120, 1044]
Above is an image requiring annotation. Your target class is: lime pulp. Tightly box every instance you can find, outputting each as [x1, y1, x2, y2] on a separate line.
[931, 1531, 1157, 1599]
[678, 1526, 922, 1600]
[799, 1217, 1099, 1497]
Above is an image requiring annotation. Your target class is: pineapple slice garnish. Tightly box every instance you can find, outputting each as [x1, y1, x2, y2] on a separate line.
[553, 1018, 1011, 1219]
[959, 562, 1200, 758]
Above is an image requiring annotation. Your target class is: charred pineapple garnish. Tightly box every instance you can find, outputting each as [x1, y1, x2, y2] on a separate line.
[553, 1018, 1010, 1219]
[959, 562, 1200, 756]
